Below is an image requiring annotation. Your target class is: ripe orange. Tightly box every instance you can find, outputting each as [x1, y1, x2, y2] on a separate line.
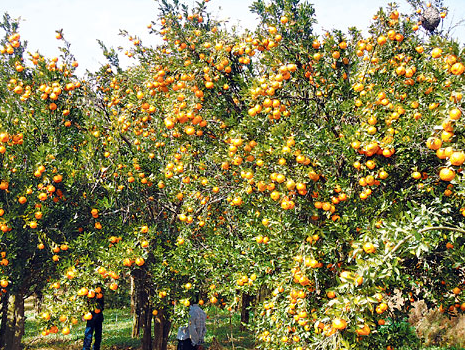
[431, 47, 442, 58]
[377, 35, 387, 45]
[331, 318, 347, 330]
[449, 108, 462, 120]
[363, 242, 376, 254]
[450, 151, 465, 166]
[356, 324, 371, 336]
[376, 302, 388, 314]
[426, 137, 442, 150]
[439, 168, 455, 181]
[450, 62, 465, 75]
[379, 170, 388, 179]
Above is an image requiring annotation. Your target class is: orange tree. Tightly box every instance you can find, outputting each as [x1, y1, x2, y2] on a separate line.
[0, 14, 101, 350]
[106, 0, 465, 349]
[220, 1, 465, 349]
[13, 0, 465, 349]
[212, 1, 465, 349]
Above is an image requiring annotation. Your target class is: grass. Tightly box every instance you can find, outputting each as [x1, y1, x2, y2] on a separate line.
[22, 307, 140, 350]
[201, 308, 255, 350]
[21, 305, 464, 350]
[21, 306, 256, 350]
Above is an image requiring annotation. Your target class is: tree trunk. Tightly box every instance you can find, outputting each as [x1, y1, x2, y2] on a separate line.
[153, 308, 171, 350]
[0, 291, 25, 350]
[0, 292, 9, 346]
[141, 300, 152, 350]
[240, 292, 252, 331]
[131, 274, 141, 338]
[33, 289, 43, 314]
[258, 285, 270, 303]
[140, 272, 152, 350]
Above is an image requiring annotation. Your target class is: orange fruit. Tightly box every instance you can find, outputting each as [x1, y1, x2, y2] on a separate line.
[356, 324, 371, 336]
[450, 62, 465, 75]
[332, 318, 347, 330]
[449, 108, 462, 120]
[363, 242, 376, 254]
[379, 170, 388, 179]
[450, 151, 465, 166]
[426, 137, 442, 150]
[377, 35, 387, 45]
[439, 168, 455, 181]
[431, 47, 442, 58]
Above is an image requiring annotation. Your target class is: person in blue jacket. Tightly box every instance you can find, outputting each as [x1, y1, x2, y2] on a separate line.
[82, 291, 104, 350]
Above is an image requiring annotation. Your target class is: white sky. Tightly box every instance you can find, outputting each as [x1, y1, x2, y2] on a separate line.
[2, 0, 465, 75]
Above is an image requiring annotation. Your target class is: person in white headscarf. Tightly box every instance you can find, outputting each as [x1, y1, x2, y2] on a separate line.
[177, 299, 206, 350]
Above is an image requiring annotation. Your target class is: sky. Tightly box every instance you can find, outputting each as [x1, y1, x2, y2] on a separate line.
[2, 0, 465, 75]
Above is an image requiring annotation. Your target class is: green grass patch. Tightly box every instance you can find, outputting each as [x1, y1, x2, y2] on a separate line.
[198, 308, 255, 350]
[22, 308, 140, 350]
[21, 306, 463, 350]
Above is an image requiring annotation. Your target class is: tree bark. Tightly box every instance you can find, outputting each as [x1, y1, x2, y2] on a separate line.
[153, 307, 171, 350]
[0, 290, 25, 350]
[258, 285, 270, 303]
[141, 299, 152, 350]
[140, 272, 152, 350]
[33, 289, 43, 314]
[131, 268, 154, 350]
[240, 293, 252, 331]
[0, 292, 9, 346]
[131, 274, 141, 338]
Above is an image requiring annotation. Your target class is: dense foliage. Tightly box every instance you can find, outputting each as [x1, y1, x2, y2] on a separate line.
[0, 1, 464, 349]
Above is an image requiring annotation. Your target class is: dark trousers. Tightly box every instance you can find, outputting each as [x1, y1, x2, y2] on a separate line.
[177, 339, 196, 350]
[83, 313, 103, 350]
